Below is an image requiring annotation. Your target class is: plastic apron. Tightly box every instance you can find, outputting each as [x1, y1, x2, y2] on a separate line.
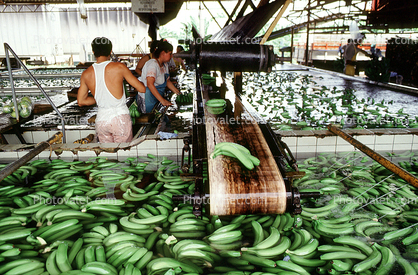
[145, 73, 169, 113]
[344, 47, 359, 76]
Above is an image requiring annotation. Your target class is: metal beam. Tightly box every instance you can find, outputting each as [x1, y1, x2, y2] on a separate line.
[217, 0, 231, 21]
[223, 0, 242, 27]
[0, 4, 128, 13]
[260, 0, 292, 45]
[236, 0, 250, 19]
[203, 1, 221, 30]
[255, 13, 345, 41]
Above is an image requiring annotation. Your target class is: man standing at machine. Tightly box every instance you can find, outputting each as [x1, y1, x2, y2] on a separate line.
[343, 33, 371, 76]
[77, 37, 146, 143]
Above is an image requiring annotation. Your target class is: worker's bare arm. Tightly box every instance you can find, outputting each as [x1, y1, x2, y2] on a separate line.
[120, 63, 146, 93]
[147, 77, 172, 107]
[166, 79, 180, 95]
[77, 72, 96, 107]
[135, 55, 149, 76]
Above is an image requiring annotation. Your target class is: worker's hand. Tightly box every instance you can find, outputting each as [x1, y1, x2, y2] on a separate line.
[161, 99, 173, 107]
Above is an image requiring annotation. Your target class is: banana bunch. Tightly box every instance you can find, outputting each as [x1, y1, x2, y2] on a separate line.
[89, 168, 135, 188]
[0, 259, 45, 274]
[0, 215, 28, 235]
[129, 101, 141, 121]
[210, 142, 260, 170]
[243, 226, 291, 259]
[168, 206, 209, 225]
[119, 263, 142, 275]
[33, 218, 84, 244]
[205, 222, 243, 251]
[119, 213, 162, 235]
[175, 92, 193, 105]
[169, 218, 207, 239]
[0, 164, 37, 186]
[201, 74, 216, 85]
[172, 239, 220, 268]
[146, 257, 203, 275]
[82, 199, 128, 217]
[2, 151, 418, 275]
[154, 166, 194, 191]
[73, 224, 152, 271]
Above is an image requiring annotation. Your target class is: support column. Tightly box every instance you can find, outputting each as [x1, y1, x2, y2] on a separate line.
[305, 0, 311, 66]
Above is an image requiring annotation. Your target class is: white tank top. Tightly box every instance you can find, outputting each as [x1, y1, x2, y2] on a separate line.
[93, 61, 129, 122]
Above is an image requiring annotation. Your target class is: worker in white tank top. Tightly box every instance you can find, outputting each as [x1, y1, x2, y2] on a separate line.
[93, 60, 129, 121]
[77, 37, 146, 143]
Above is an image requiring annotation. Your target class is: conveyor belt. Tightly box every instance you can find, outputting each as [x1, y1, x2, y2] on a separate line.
[203, 89, 287, 216]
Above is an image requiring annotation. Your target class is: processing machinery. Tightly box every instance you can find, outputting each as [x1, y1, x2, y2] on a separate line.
[173, 37, 319, 217]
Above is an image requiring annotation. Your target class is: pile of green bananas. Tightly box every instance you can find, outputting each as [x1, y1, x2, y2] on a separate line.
[205, 99, 226, 115]
[1, 151, 418, 274]
[211, 142, 260, 170]
[242, 71, 417, 130]
[175, 92, 193, 105]
[202, 74, 216, 85]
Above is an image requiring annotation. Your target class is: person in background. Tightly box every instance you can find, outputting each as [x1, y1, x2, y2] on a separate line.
[135, 40, 159, 76]
[141, 39, 181, 113]
[77, 37, 146, 143]
[173, 45, 187, 72]
[135, 39, 161, 113]
[340, 39, 352, 58]
[343, 34, 371, 76]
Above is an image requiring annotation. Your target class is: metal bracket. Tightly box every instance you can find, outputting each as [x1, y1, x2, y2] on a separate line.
[181, 136, 192, 173]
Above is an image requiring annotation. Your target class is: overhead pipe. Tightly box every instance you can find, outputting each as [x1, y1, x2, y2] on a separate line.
[327, 124, 418, 188]
[0, 132, 63, 183]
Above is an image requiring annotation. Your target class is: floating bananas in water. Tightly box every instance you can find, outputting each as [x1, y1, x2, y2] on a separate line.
[0, 152, 418, 274]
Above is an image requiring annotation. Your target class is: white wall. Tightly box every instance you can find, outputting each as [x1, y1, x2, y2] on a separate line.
[0, 4, 149, 63]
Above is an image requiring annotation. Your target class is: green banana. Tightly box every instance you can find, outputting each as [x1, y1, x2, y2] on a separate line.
[0, 228, 33, 242]
[288, 254, 326, 267]
[146, 257, 203, 274]
[124, 247, 148, 267]
[374, 243, 395, 275]
[91, 225, 110, 237]
[352, 244, 382, 273]
[208, 230, 242, 244]
[252, 226, 280, 250]
[81, 262, 118, 275]
[103, 232, 146, 247]
[3, 261, 45, 275]
[275, 260, 310, 275]
[46, 250, 61, 275]
[286, 238, 319, 256]
[383, 226, 415, 241]
[56, 242, 72, 273]
[239, 252, 277, 268]
[354, 220, 383, 237]
[333, 236, 373, 255]
[68, 238, 83, 265]
[320, 251, 367, 260]
[330, 259, 354, 272]
[245, 236, 291, 258]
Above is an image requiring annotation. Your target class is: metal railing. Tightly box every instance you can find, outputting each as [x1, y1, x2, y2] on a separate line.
[3, 43, 66, 143]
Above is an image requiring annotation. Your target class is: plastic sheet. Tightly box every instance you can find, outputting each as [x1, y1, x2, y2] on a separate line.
[95, 114, 133, 143]
[157, 131, 178, 140]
